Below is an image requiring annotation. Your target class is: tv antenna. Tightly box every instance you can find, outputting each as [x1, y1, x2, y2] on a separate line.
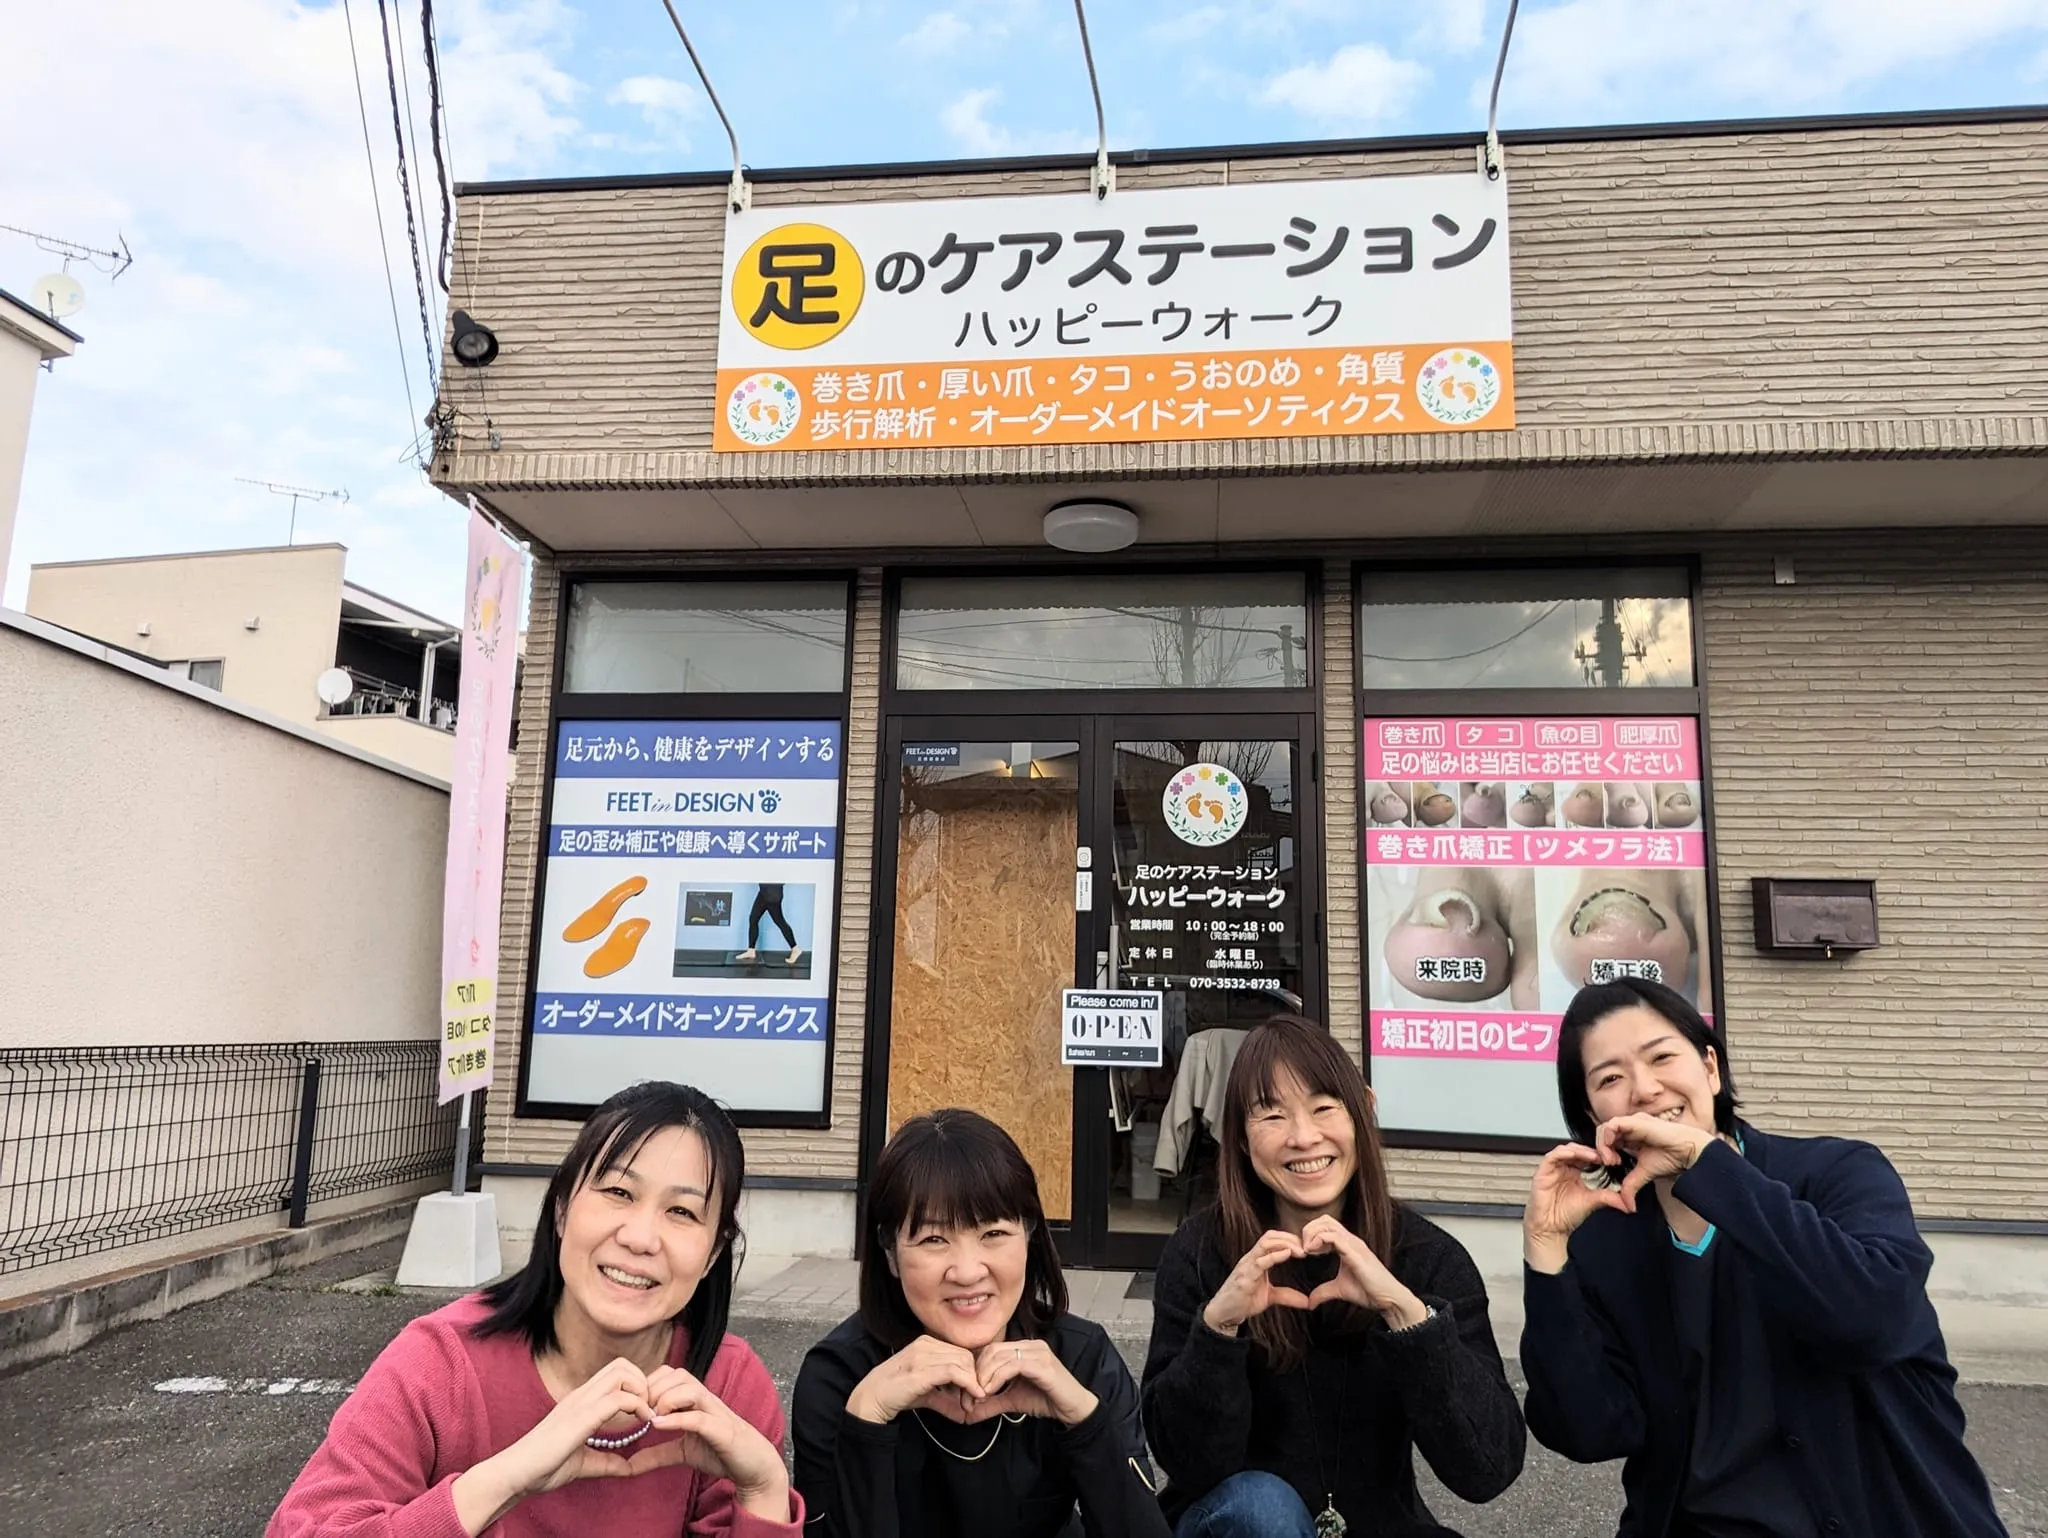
[2, 222, 133, 326]
[235, 478, 350, 545]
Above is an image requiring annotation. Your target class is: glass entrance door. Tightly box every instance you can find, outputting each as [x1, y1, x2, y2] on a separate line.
[1080, 725, 1312, 1266]
[871, 714, 1319, 1269]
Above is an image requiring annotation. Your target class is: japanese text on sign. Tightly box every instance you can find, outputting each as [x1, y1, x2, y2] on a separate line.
[528, 719, 841, 1115]
[715, 173, 1513, 452]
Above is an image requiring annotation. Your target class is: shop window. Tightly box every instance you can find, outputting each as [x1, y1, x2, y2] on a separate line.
[895, 573, 1309, 691]
[1358, 566, 1694, 690]
[563, 580, 849, 694]
[1357, 564, 1712, 1149]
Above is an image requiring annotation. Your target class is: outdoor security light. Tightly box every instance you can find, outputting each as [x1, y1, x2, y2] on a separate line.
[450, 310, 499, 368]
[1043, 499, 1139, 553]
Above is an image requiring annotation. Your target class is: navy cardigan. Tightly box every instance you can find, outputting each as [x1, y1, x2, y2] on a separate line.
[1520, 1123, 2008, 1538]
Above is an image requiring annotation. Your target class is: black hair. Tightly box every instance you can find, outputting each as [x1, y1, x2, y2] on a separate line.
[474, 1081, 744, 1379]
[1556, 976, 1741, 1149]
[858, 1108, 1067, 1352]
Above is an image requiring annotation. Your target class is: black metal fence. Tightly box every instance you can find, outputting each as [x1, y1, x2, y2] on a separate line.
[0, 1042, 465, 1278]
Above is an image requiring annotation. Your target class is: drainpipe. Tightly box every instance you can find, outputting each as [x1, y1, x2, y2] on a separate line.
[419, 636, 454, 724]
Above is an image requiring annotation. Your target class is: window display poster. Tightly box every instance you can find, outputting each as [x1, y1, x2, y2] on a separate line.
[1362, 716, 1712, 1139]
[528, 720, 840, 1114]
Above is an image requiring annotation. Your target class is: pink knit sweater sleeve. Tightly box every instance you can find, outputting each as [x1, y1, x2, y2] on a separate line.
[266, 1312, 475, 1538]
[689, 1335, 807, 1538]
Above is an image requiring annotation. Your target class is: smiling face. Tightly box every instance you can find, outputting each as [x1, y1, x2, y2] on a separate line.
[1246, 1067, 1359, 1227]
[555, 1126, 722, 1344]
[891, 1218, 1030, 1351]
[1580, 1003, 1722, 1134]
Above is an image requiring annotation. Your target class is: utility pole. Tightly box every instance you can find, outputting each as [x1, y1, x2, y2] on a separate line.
[1578, 597, 1646, 686]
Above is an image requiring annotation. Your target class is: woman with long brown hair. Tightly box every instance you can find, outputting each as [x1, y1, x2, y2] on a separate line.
[1141, 1015, 1524, 1537]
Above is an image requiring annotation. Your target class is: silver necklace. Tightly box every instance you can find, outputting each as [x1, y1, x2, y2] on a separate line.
[1301, 1362, 1347, 1538]
[912, 1408, 1029, 1462]
[585, 1419, 652, 1452]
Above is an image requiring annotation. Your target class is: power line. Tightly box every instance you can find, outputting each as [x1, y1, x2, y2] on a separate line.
[341, 0, 422, 459]
[421, 0, 456, 293]
[390, 0, 434, 283]
[374, 0, 439, 387]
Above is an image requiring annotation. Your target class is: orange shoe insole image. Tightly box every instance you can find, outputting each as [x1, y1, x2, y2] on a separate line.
[563, 876, 648, 943]
[583, 918, 651, 978]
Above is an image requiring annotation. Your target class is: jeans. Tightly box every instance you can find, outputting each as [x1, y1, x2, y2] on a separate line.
[1175, 1471, 1317, 1538]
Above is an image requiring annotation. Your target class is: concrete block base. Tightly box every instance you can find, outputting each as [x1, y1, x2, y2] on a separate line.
[395, 1192, 503, 1289]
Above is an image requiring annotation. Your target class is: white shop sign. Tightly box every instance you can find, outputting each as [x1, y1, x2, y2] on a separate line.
[1060, 989, 1165, 1068]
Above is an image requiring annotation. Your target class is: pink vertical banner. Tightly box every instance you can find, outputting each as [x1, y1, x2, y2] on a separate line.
[438, 504, 525, 1103]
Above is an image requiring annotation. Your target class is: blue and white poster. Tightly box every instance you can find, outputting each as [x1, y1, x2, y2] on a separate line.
[528, 719, 840, 1114]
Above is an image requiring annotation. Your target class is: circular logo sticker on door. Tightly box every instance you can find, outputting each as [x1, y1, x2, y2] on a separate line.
[1163, 764, 1248, 847]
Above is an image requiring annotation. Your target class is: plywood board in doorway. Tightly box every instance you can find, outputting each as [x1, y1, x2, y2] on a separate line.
[887, 774, 1076, 1221]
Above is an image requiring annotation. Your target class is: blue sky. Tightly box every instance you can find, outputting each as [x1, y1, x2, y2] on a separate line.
[5, 0, 2047, 619]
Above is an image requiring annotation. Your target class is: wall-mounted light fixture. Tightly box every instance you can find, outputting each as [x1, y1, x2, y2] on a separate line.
[1044, 499, 1138, 553]
[450, 310, 499, 368]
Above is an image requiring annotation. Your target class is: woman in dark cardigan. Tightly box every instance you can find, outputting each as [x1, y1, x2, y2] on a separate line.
[1142, 1014, 1525, 1537]
[1521, 976, 2009, 1538]
[793, 1108, 1168, 1538]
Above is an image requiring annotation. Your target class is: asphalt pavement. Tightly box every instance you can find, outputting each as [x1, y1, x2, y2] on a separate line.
[2, 1240, 2040, 1537]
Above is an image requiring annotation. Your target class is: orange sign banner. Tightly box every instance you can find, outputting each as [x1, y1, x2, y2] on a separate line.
[714, 340, 1514, 452]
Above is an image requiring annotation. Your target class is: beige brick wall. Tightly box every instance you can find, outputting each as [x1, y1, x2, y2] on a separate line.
[438, 117, 2048, 488]
[1699, 528, 2048, 1222]
[486, 558, 880, 1180]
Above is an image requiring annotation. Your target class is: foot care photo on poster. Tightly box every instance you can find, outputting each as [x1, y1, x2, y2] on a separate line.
[1363, 716, 1713, 1140]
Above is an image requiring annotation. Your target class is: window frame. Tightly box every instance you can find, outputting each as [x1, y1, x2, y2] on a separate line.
[1353, 555, 1728, 1155]
[517, 569, 859, 1129]
[560, 574, 855, 697]
[882, 559, 1322, 712]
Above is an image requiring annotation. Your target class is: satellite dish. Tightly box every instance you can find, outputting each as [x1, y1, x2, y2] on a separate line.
[31, 273, 84, 320]
[316, 667, 354, 707]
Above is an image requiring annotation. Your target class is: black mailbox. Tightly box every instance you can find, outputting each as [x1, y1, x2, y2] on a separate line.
[1751, 878, 1879, 959]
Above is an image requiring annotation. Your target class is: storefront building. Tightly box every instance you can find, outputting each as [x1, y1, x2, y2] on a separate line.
[435, 106, 2048, 1283]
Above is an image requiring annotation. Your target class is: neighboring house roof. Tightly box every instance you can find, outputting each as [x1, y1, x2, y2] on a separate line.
[342, 580, 458, 638]
[0, 286, 82, 357]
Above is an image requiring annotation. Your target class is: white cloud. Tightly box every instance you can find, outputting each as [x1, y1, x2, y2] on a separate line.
[607, 74, 700, 142]
[1258, 43, 1431, 128]
[0, 0, 587, 617]
[1419, 0, 1489, 54]
[1503, 0, 2048, 118]
[1146, 6, 1230, 44]
[901, 10, 972, 54]
[939, 87, 1095, 155]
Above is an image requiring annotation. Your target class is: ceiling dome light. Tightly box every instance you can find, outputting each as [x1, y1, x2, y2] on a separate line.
[1043, 499, 1138, 553]
[450, 310, 499, 368]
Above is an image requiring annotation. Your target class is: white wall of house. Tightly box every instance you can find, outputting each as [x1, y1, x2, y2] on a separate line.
[0, 608, 449, 1049]
[0, 297, 77, 597]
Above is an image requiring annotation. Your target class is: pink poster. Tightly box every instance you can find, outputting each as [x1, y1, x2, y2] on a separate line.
[438, 507, 525, 1103]
[1362, 715, 1713, 1136]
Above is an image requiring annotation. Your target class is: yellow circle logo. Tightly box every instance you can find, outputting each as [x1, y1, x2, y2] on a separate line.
[730, 223, 864, 350]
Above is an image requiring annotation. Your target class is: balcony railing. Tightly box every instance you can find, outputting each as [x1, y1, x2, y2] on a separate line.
[323, 667, 456, 732]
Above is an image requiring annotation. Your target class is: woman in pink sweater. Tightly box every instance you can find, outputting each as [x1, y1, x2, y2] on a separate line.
[269, 1082, 803, 1538]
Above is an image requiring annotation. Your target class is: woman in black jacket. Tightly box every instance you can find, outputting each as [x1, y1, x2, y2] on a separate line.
[1142, 1014, 1525, 1537]
[1521, 976, 2009, 1538]
[793, 1108, 1167, 1538]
